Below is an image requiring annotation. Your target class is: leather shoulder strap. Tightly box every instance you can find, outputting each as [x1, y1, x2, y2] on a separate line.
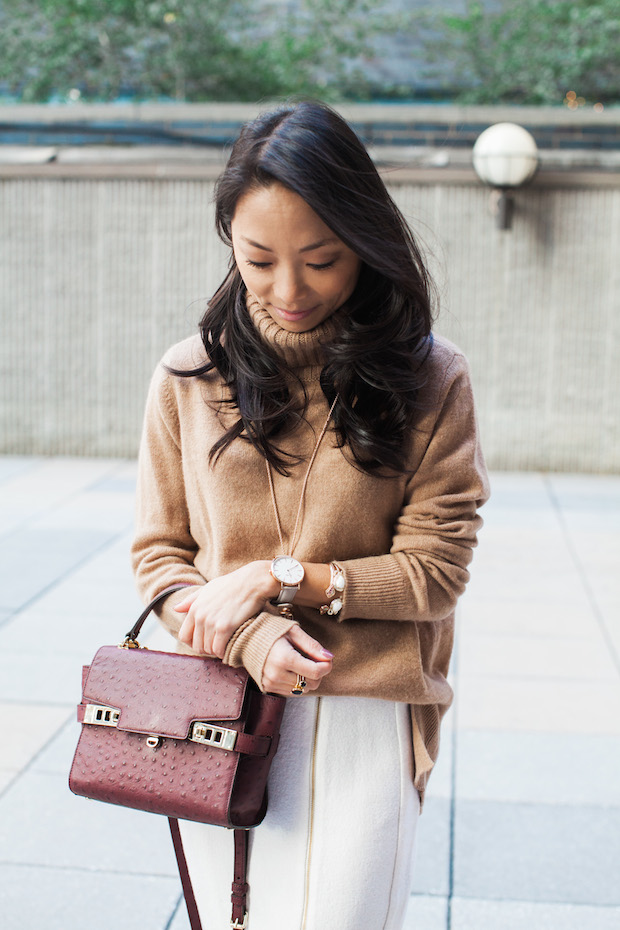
[169, 818, 203, 930]
[169, 819, 249, 930]
[125, 583, 193, 644]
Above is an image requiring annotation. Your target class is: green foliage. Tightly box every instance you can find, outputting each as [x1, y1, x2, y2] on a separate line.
[0, 0, 382, 102]
[420, 0, 620, 105]
[2, 0, 618, 104]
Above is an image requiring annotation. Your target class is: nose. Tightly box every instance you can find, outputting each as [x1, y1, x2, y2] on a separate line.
[272, 265, 308, 308]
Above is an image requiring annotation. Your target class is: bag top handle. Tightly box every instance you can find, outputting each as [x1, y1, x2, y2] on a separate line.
[123, 583, 194, 647]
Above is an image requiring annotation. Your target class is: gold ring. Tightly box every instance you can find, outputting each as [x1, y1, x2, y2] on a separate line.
[291, 674, 307, 696]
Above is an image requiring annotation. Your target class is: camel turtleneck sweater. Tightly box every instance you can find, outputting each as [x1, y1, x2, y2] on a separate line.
[131, 298, 490, 797]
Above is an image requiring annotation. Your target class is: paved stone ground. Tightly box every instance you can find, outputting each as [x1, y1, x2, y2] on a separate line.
[0, 456, 619, 929]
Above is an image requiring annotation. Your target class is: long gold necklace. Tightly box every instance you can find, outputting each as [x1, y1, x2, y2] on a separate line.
[266, 394, 339, 559]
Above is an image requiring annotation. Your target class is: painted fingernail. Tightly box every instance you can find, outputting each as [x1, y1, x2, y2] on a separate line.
[322, 649, 334, 658]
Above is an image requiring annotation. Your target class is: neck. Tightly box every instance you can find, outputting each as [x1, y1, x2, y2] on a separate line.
[246, 293, 342, 371]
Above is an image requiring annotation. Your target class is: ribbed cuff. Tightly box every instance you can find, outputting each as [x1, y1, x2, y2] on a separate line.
[338, 555, 410, 621]
[223, 611, 298, 691]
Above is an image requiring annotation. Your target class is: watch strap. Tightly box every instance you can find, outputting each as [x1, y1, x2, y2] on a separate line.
[272, 585, 300, 606]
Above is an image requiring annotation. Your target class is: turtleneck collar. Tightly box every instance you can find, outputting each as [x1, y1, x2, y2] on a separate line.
[246, 293, 343, 373]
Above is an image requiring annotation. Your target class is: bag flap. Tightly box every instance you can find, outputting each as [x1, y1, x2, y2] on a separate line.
[81, 645, 249, 739]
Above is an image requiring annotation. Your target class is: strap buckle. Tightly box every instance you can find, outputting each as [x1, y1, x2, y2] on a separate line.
[190, 722, 237, 751]
[231, 913, 248, 929]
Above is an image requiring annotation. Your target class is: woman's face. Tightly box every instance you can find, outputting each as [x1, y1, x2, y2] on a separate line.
[231, 182, 362, 333]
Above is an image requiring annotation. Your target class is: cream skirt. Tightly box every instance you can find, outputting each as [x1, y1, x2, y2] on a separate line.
[178, 695, 420, 930]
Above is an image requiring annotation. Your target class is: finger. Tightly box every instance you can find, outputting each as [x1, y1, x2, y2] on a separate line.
[178, 613, 206, 654]
[177, 614, 194, 645]
[265, 670, 322, 690]
[262, 646, 331, 695]
[269, 670, 324, 697]
[288, 671, 319, 693]
[210, 631, 228, 660]
[286, 624, 334, 663]
[276, 638, 332, 679]
[192, 624, 210, 655]
[173, 589, 200, 612]
[285, 653, 332, 680]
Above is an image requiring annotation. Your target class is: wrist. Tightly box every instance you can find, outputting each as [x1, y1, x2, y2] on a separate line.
[252, 560, 281, 601]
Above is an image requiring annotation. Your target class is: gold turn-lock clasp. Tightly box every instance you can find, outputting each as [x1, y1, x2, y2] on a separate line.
[190, 722, 237, 751]
[83, 704, 120, 727]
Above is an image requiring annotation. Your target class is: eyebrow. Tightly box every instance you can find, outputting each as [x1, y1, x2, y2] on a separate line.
[241, 236, 339, 253]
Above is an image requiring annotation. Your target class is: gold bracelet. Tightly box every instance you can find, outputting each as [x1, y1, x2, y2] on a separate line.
[320, 562, 345, 616]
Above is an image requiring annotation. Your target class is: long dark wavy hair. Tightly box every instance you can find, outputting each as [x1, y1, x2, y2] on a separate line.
[172, 101, 436, 476]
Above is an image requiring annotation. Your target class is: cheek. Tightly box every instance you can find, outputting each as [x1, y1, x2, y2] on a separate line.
[233, 252, 258, 292]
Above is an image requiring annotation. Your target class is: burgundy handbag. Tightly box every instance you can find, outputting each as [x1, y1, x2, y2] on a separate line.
[69, 585, 286, 930]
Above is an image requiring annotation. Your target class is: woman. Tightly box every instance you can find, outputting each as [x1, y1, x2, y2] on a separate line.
[132, 101, 489, 930]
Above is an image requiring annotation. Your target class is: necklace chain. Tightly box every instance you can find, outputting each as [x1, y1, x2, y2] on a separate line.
[266, 395, 339, 558]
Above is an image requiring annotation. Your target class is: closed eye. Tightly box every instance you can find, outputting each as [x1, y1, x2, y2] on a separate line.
[245, 259, 336, 271]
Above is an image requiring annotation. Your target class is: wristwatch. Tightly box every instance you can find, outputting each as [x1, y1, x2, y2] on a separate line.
[270, 556, 305, 605]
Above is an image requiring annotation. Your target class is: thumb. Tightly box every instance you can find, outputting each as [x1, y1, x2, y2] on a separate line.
[287, 624, 334, 663]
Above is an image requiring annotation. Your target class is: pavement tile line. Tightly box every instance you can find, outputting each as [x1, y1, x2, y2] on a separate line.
[543, 474, 620, 679]
[0, 526, 133, 623]
[0, 770, 20, 798]
[0, 860, 181, 879]
[449, 898, 620, 930]
[445, 610, 460, 930]
[0, 696, 74, 708]
[163, 895, 187, 930]
[0, 457, 136, 535]
[0, 457, 137, 622]
[0, 707, 73, 802]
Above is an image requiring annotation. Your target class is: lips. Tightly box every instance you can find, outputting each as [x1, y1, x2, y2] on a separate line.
[273, 305, 319, 321]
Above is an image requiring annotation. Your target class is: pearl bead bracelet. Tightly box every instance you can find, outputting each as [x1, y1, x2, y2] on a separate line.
[319, 562, 345, 616]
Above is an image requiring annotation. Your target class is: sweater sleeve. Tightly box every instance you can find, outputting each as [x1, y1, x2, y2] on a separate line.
[338, 350, 490, 623]
[131, 361, 207, 637]
[223, 611, 299, 691]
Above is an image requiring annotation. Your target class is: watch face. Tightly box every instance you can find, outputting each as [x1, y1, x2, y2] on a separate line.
[272, 556, 305, 585]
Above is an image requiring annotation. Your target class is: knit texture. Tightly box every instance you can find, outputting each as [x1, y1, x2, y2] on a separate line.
[131, 300, 490, 796]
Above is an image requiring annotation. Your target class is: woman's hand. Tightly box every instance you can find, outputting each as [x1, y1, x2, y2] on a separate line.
[261, 625, 333, 697]
[174, 561, 276, 657]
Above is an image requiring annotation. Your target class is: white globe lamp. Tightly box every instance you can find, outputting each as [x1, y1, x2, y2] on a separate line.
[472, 122, 539, 229]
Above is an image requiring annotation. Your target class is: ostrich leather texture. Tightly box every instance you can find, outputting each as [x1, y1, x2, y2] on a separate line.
[69, 645, 285, 828]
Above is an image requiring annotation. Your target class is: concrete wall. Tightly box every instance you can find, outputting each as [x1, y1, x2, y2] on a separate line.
[1, 163, 619, 472]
